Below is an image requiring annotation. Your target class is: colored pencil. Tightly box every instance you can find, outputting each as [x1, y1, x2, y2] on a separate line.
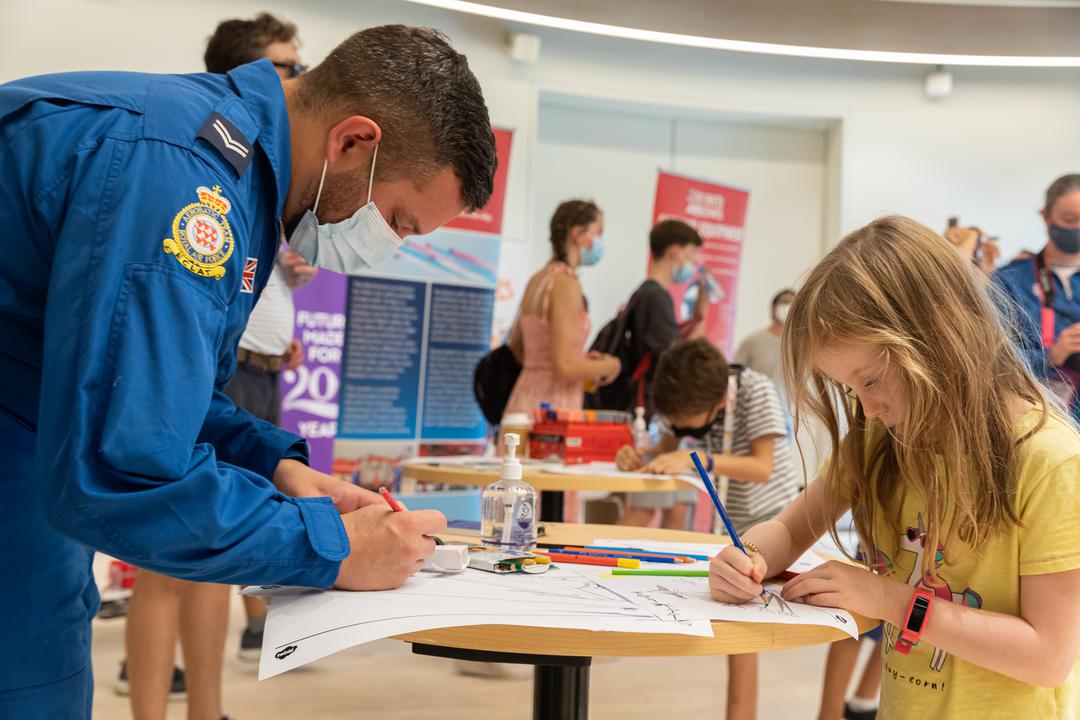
[582, 545, 711, 562]
[611, 569, 710, 577]
[560, 547, 695, 563]
[544, 549, 679, 564]
[690, 451, 771, 607]
[379, 486, 404, 512]
[533, 551, 640, 569]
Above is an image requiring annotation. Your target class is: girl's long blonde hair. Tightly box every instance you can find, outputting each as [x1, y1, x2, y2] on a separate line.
[783, 216, 1050, 582]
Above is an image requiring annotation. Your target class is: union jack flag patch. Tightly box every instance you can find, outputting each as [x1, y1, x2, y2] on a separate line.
[240, 257, 257, 294]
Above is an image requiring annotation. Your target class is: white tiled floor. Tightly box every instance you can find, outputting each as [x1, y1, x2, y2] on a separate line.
[90, 592, 875, 719]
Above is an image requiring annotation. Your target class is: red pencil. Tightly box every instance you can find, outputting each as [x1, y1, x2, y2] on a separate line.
[533, 551, 640, 569]
[559, 547, 694, 563]
[379, 486, 403, 512]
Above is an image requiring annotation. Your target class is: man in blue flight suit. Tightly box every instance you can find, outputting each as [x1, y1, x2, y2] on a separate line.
[0, 24, 497, 717]
[993, 173, 1080, 425]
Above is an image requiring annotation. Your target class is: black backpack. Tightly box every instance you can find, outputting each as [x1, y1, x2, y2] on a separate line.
[473, 343, 521, 426]
[585, 286, 653, 414]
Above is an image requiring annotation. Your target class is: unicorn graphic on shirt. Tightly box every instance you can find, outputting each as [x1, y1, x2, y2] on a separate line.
[885, 513, 983, 672]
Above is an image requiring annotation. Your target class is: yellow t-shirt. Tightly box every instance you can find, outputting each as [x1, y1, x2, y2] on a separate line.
[838, 412, 1080, 719]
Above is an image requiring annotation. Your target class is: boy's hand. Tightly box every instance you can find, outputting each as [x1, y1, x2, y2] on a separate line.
[615, 444, 644, 471]
[642, 450, 694, 475]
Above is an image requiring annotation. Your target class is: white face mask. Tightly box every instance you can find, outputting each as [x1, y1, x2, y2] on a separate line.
[287, 144, 403, 274]
[775, 303, 791, 324]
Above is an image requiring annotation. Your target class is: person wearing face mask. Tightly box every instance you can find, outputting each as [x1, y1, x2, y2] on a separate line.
[0, 25, 496, 718]
[993, 174, 1080, 423]
[587, 219, 706, 419]
[734, 288, 796, 409]
[615, 338, 799, 720]
[504, 200, 621, 418]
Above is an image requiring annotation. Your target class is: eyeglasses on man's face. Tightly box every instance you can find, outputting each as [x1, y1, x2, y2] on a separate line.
[272, 61, 308, 79]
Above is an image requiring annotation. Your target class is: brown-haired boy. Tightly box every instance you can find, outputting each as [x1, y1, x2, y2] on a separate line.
[615, 337, 800, 720]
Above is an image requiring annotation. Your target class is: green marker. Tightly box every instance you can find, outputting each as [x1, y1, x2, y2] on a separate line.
[611, 569, 710, 577]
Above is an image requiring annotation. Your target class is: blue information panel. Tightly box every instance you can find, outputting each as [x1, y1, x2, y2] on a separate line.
[420, 284, 494, 441]
[337, 277, 426, 440]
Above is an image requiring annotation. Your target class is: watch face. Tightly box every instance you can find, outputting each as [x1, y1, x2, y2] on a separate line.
[905, 596, 930, 632]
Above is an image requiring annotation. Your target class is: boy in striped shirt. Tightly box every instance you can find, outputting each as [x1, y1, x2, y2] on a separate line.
[615, 337, 800, 720]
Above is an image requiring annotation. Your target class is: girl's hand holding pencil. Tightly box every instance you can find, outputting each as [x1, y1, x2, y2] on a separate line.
[709, 545, 769, 603]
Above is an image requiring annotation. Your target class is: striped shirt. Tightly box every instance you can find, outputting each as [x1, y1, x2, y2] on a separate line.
[661, 367, 800, 534]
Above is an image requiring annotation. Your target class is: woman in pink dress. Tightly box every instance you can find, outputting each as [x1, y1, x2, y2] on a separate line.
[506, 200, 621, 416]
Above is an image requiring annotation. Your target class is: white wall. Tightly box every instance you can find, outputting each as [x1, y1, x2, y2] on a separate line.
[533, 99, 827, 344]
[4, 0, 1080, 347]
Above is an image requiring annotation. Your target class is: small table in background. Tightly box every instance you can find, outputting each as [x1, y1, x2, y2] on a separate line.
[403, 462, 701, 522]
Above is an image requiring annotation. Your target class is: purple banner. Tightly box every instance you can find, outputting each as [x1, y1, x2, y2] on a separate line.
[280, 272, 347, 474]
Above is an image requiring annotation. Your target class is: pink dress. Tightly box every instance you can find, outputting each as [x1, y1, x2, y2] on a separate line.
[504, 263, 592, 523]
[504, 263, 592, 416]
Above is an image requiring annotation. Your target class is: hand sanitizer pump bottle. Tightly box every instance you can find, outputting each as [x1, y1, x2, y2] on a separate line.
[481, 433, 538, 551]
[633, 406, 649, 452]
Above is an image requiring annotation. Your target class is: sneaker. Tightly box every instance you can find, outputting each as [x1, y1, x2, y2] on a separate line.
[453, 660, 530, 679]
[238, 621, 263, 663]
[113, 661, 186, 700]
[844, 702, 878, 720]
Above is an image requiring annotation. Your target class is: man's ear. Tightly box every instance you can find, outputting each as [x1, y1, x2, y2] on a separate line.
[325, 115, 381, 173]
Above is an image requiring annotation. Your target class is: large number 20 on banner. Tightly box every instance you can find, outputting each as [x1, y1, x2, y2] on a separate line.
[653, 170, 749, 356]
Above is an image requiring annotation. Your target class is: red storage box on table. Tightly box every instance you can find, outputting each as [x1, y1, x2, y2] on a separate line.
[528, 407, 632, 464]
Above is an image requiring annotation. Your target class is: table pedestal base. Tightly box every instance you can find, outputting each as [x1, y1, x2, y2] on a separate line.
[411, 643, 592, 720]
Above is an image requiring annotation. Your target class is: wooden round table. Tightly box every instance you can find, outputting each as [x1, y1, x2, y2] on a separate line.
[404, 462, 701, 522]
[396, 523, 876, 720]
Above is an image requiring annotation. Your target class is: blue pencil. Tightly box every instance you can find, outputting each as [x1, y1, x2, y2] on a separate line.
[583, 546, 711, 561]
[547, 549, 679, 564]
[690, 451, 771, 607]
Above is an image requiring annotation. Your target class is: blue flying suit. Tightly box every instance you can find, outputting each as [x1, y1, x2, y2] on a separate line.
[0, 60, 348, 716]
[992, 255, 1080, 424]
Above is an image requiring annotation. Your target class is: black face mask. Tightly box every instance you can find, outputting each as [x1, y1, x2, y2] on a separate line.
[670, 407, 722, 440]
[1050, 225, 1080, 255]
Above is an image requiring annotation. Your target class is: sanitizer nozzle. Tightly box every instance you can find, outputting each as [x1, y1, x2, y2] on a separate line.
[502, 433, 522, 481]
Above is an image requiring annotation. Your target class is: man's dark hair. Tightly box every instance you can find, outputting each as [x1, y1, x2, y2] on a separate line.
[549, 200, 601, 264]
[772, 288, 796, 307]
[651, 339, 730, 418]
[650, 219, 703, 260]
[205, 13, 298, 73]
[299, 25, 496, 212]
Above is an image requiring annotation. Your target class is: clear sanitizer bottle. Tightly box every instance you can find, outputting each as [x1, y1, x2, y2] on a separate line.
[481, 433, 538, 552]
[632, 406, 649, 452]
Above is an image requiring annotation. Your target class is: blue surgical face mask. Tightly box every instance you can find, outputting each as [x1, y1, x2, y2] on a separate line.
[287, 144, 403, 274]
[1050, 224, 1080, 255]
[672, 260, 696, 285]
[579, 237, 604, 266]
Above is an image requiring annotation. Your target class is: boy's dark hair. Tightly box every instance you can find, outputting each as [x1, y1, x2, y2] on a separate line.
[650, 219, 703, 260]
[772, 288, 796, 307]
[651, 338, 730, 417]
[204, 13, 298, 73]
[549, 200, 601, 263]
[298, 25, 496, 212]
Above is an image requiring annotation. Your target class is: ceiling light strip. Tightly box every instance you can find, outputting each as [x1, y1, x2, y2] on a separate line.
[405, 0, 1080, 67]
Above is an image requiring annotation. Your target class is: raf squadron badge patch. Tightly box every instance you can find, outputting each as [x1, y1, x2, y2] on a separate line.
[163, 185, 235, 280]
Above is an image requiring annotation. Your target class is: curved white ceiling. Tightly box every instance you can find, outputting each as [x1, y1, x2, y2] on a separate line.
[406, 0, 1080, 66]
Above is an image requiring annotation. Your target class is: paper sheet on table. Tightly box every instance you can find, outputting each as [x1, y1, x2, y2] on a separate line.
[402, 455, 554, 468]
[581, 540, 853, 639]
[542, 461, 706, 490]
[590, 576, 858, 640]
[249, 567, 714, 680]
